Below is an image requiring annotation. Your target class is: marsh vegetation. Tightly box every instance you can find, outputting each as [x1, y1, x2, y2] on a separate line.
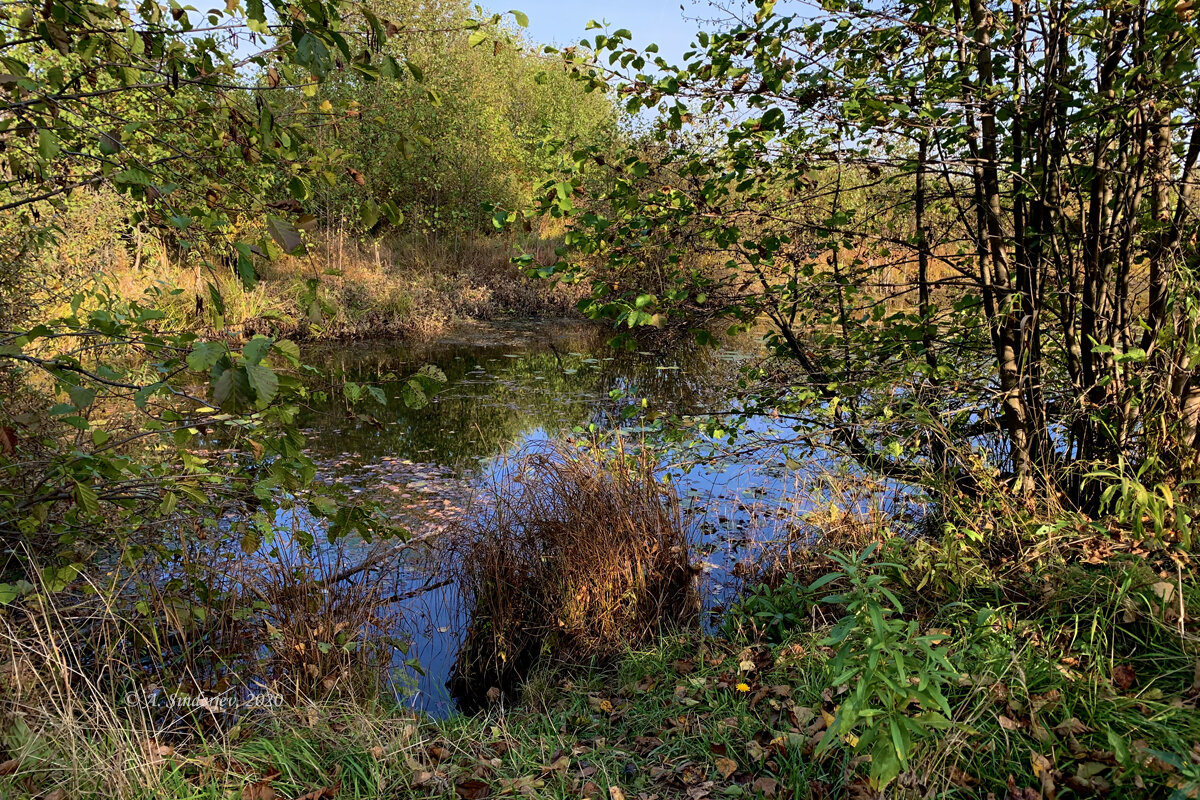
[3, 0, 1200, 797]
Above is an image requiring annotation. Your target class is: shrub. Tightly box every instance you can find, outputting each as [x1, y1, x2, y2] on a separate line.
[814, 545, 959, 791]
[721, 573, 816, 642]
[447, 440, 698, 709]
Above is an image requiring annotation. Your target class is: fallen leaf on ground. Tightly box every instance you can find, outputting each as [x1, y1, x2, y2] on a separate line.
[998, 714, 1022, 731]
[948, 766, 977, 787]
[542, 755, 570, 775]
[1113, 665, 1137, 691]
[587, 695, 614, 714]
[242, 780, 276, 800]
[0, 759, 18, 776]
[1054, 717, 1092, 736]
[498, 776, 545, 796]
[1031, 752, 1056, 797]
[609, 786, 627, 800]
[714, 758, 737, 780]
[752, 777, 778, 797]
[455, 779, 490, 800]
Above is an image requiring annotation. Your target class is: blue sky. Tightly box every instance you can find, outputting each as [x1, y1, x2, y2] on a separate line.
[495, 0, 706, 64]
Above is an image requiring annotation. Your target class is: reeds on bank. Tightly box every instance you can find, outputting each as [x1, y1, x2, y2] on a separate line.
[447, 440, 699, 709]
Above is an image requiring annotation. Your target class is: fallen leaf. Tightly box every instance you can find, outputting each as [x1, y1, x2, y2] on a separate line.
[499, 776, 545, 796]
[1031, 752, 1056, 798]
[998, 714, 1022, 731]
[751, 777, 778, 797]
[455, 779, 490, 800]
[948, 765, 977, 787]
[292, 784, 339, 800]
[714, 758, 737, 780]
[242, 779, 277, 800]
[42, 791, 68, 800]
[1053, 718, 1092, 737]
[0, 759, 18, 776]
[1005, 774, 1040, 800]
[428, 744, 452, 763]
[1112, 665, 1136, 691]
[609, 786, 627, 800]
[542, 755, 570, 775]
[587, 695, 614, 714]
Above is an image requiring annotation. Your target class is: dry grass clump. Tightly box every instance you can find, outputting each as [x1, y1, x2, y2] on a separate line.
[0, 537, 411, 798]
[447, 440, 699, 709]
[254, 542, 407, 702]
[746, 468, 919, 589]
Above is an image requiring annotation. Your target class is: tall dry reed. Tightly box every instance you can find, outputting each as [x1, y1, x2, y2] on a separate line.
[447, 440, 698, 709]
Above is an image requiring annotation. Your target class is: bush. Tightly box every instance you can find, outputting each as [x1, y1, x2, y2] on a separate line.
[721, 573, 816, 643]
[447, 440, 698, 709]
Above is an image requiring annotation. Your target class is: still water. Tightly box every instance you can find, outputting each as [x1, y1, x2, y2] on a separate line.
[289, 319, 857, 716]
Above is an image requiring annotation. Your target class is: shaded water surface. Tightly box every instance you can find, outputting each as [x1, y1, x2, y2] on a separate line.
[291, 320, 834, 715]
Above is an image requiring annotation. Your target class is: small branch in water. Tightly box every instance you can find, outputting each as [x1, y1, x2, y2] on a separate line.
[381, 577, 453, 604]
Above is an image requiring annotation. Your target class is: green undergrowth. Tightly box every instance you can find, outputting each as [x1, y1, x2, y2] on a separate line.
[3, 541, 1198, 800]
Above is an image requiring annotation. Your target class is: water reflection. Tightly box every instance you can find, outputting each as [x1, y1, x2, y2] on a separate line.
[288, 320, 904, 717]
[300, 320, 746, 469]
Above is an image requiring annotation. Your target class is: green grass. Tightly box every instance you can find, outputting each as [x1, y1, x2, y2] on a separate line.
[3, 547, 1197, 800]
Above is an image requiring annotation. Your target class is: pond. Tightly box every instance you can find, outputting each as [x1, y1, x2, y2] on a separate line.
[289, 319, 873, 716]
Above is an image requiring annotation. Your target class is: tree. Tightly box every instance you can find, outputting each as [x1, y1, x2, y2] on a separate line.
[0, 0, 495, 591]
[516, 0, 1200, 508]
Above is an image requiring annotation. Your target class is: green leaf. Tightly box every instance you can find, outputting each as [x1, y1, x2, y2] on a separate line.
[266, 215, 305, 254]
[273, 339, 301, 365]
[417, 364, 448, 384]
[468, 29, 489, 48]
[295, 33, 330, 78]
[38, 128, 59, 160]
[187, 341, 225, 372]
[98, 130, 122, 155]
[382, 200, 404, 226]
[236, 252, 257, 288]
[360, 199, 380, 230]
[509, 9, 529, 27]
[241, 335, 273, 366]
[245, 0, 266, 23]
[245, 363, 279, 406]
[0, 583, 22, 605]
[74, 481, 100, 516]
[68, 385, 96, 408]
[212, 367, 239, 407]
[401, 378, 429, 409]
